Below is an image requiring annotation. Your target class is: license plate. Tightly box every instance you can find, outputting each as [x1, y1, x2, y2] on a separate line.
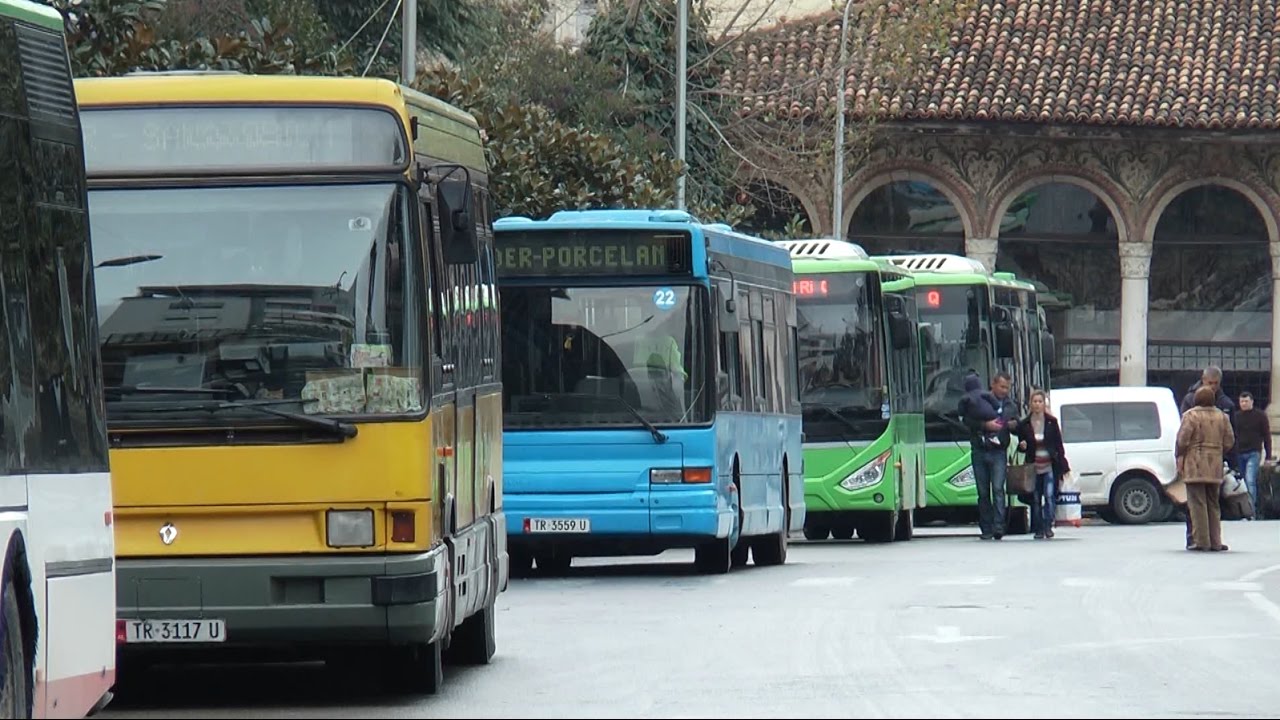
[525, 517, 591, 533]
[123, 618, 227, 644]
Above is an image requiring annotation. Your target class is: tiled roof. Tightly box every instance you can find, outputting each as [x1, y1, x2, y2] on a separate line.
[723, 0, 1280, 130]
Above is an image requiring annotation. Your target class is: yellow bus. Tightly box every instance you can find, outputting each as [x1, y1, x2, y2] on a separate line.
[75, 73, 508, 693]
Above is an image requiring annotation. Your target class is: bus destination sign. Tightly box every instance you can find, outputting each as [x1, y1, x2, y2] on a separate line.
[81, 106, 409, 175]
[495, 230, 692, 278]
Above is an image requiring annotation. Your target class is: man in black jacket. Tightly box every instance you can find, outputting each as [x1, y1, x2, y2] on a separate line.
[960, 371, 1019, 540]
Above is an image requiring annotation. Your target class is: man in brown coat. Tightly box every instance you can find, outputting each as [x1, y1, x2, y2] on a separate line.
[1176, 386, 1236, 552]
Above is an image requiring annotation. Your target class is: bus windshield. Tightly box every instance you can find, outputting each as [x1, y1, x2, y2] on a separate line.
[500, 284, 709, 429]
[795, 272, 888, 441]
[89, 182, 424, 423]
[917, 283, 989, 441]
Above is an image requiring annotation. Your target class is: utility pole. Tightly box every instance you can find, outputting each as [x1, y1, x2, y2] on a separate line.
[401, 0, 417, 85]
[831, 0, 854, 238]
[675, 0, 688, 210]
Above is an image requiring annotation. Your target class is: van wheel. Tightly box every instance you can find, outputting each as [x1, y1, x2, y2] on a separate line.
[0, 577, 29, 718]
[1112, 475, 1160, 524]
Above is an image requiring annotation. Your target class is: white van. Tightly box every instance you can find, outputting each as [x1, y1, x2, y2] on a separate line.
[1047, 386, 1181, 524]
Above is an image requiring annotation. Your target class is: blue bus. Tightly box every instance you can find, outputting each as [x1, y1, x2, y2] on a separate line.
[494, 209, 805, 575]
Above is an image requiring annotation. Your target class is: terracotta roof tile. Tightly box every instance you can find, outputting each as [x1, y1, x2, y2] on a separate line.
[722, 0, 1280, 130]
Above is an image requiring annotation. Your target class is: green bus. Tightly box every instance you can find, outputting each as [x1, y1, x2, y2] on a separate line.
[879, 254, 1054, 535]
[781, 239, 926, 543]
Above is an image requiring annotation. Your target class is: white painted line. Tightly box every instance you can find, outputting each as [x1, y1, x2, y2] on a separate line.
[1060, 577, 1111, 588]
[1203, 581, 1264, 592]
[1245, 592, 1280, 628]
[927, 577, 994, 586]
[1239, 563, 1280, 583]
[904, 625, 1002, 644]
[791, 577, 858, 587]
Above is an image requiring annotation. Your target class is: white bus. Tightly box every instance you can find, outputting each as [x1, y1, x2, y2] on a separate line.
[0, 1, 117, 717]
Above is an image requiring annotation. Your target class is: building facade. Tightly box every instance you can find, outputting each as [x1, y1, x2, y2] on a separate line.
[724, 0, 1280, 421]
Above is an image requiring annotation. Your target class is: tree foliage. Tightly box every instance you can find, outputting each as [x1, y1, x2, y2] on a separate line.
[582, 0, 749, 224]
[418, 66, 679, 219]
[46, 0, 346, 76]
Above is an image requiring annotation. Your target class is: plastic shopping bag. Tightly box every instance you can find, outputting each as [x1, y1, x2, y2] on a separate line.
[1221, 468, 1249, 498]
[1055, 471, 1082, 527]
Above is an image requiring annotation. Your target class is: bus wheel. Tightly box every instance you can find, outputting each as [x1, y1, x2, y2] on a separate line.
[694, 537, 731, 574]
[386, 641, 444, 695]
[510, 550, 534, 579]
[859, 511, 896, 543]
[751, 466, 790, 566]
[893, 510, 914, 541]
[446, 602, 496, 665]
[0, 577, 29, 718]
[831, 523, 855, 541]
[535, 552, 571, 576]
[803, 523, 830, 541]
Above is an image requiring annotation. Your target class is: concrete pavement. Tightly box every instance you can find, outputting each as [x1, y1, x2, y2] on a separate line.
[102, 521, 1280, 718]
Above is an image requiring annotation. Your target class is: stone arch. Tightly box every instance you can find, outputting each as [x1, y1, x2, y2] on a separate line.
[1144, 178, 1277, 405]
[733, 164, 822, 237]
[734, 175, 816, 238]
[1142, 177, 1279, 246]
[986, 171, 1131, 244]
[841, 165, 978, 242]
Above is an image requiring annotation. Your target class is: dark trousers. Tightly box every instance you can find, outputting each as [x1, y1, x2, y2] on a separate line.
[1032, 469, 1056, 535]
[972, 448, 1008, 537]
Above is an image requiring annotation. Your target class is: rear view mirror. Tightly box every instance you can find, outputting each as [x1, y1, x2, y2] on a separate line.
[716, 281, 736, 330]
[1041, 333, 1057, 364]
[430, 165, 478, 264]
[889, 311, 912, 350]
[995, 323, 1015, 358]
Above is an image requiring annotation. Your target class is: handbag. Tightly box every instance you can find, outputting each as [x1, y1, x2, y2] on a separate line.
[1006, 454, 1037, 495]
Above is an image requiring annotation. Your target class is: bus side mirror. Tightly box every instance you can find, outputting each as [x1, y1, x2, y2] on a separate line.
[1041, 334, 1057, 364]
[995, 322, 1015, 358]
[434, 175, 478, 265]
[716, 282, 736, 329]
[889, 311, 912, 350]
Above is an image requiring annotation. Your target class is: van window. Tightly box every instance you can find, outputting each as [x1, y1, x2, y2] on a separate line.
[1060, 403, 1115, 443]
[1114, 402, 1161, 441]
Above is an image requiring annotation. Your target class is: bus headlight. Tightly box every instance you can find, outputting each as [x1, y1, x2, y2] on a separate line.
[840, 451, 890, 491]
[947, 467, 976, 488]
[327, 509, 375, 547]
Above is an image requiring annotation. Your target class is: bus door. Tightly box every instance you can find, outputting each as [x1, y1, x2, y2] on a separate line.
[884, 290, 923, 510]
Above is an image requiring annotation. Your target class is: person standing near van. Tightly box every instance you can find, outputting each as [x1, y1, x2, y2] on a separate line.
[1016, 389, 1071, 539]
[1233, 392, 1271, 509]
[1176, 386, 1236, 551]
[1177, 366, 1236, 549]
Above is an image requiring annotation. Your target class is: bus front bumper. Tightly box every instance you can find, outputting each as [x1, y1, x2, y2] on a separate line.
[115, 546, 448, 651]
[504, 489, 733, 555]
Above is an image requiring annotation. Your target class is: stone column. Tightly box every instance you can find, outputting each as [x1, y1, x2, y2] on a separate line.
[1118, 242, 1152, 387]
[1267, 245, 1280, 441]
[965, 237, 998, 272]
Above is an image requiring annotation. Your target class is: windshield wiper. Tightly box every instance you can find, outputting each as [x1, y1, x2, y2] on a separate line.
[104, 384, 237, 398]
[96, 254, 162, 268]
[222, 401, 358, 439]
[556, 392, 668, 444]
[110, 398, 357, 439]
[806, 403, 868, 437]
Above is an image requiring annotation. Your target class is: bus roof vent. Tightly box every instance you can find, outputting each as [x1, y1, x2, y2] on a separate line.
[493, 216, 535, 228]
[779, 238, 869, 260]
[882, 253, 987, 274]
[121, 70, 245, 76]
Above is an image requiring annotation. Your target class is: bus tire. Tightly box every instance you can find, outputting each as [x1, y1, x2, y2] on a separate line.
[803, 522, 830, 541]
[860, 511, 896, 543]
[447, 602, 496, 665]
[0, 576, 31, 718]
[694, 537, 731, 574]
[751, 464, 790, 566]
[387, 641, 444, 695]
[893, 509, 914, 541]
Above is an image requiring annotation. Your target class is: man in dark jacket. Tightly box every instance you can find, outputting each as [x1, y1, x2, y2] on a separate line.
[960, 371, 1019, 540]
[1177, 366, 1236, 547]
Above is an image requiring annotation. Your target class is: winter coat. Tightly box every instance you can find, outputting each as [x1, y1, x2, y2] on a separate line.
[1175, 406, 1236, 485]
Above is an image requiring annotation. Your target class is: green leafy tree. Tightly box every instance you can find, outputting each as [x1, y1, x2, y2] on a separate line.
[582, 0, 749, 225]
[418, 66, 679, 219]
